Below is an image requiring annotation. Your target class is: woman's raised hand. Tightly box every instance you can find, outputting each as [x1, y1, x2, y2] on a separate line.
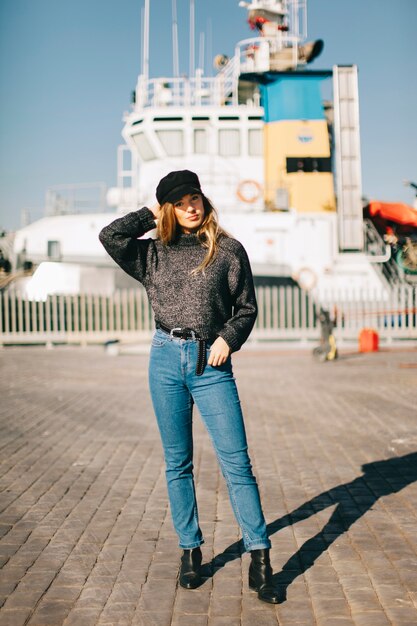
[208, 336, 231, 367]
[150, 203, 160, 219]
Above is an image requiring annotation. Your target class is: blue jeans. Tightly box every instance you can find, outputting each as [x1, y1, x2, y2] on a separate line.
[148, 328, 271, 551]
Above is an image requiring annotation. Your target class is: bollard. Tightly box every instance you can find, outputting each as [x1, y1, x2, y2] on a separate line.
[359, 328, 379, 353]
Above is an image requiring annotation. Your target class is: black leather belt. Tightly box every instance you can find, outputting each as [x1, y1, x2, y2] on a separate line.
[156, 322, 207, 376]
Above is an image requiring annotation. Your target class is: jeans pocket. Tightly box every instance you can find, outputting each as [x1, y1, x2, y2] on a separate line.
[151, 331, 169, 348]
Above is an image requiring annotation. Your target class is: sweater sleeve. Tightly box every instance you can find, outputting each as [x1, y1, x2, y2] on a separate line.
[99, 207, 156, 283]
[217, 243, 258, 352]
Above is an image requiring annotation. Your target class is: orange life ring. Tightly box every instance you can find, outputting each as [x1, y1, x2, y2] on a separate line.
[236, 179, 262, 204]
[294, 267, 318, 291]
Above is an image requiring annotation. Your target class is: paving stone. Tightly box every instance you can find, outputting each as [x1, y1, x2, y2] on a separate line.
[276, 599, 316, 625]
[132, 610, 173, 626]
[209, 595, 241, 617]
[353, 612, 391, 626]
[0, 580, 18, 602]
[27, 601, 73, 625]
[98, 601, 136, 622]
[2, 589, 44, 610]
[174, 588, 211, 614]
[212, 571, 242, 590]
[306, 582, 346, 599]
[242, 609, 279, 625]
[108, 582, 141, 603]
[137, 589, 175, 613]
[62, 607, 102, 625]
[336, 574, 374, 590]
[311, 597, 352, 619]
[41, 585, 81, 605]
[371, 583, 414, 608]
[384, 605, 417, 625]
[344, 587, 382, 613]
[146, 562, 179, 580]
[0, 608, 33, 626]
[52, 570, 88, 587]
[171, 615, 208, 626]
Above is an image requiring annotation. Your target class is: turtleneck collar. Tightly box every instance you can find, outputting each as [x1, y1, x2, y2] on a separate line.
[170, 232, 203, 247]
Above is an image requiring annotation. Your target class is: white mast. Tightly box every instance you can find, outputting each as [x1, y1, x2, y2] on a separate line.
[206, 18, 212, 76]
[142, 0, 150, 80]
[140, 5, 144, 74]
[172, 0, 179, 77]
[189, 0, 195, 77]
[198, 31, 205, 71]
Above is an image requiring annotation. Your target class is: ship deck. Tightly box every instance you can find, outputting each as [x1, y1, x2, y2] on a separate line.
[1, 346, 417, 625]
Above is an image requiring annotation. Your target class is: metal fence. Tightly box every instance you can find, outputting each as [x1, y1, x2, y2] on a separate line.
[1, 286, 416, 346]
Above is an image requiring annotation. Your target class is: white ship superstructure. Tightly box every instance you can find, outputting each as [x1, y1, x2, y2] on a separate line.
[10, 0, 394, 298]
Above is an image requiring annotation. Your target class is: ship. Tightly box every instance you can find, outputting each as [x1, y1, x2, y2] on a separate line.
[6, 0, 417, 299]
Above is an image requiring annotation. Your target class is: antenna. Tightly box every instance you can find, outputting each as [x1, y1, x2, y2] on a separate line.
[189, 0, 195, 77]
[140, 5, 144, 74]
[198, 32, 205, 71]
[206, 18, 212, 76]
[172, 0, 179, 77]
[142, 0, 150, 79]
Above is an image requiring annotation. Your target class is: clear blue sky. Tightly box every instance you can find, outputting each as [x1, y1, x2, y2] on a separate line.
[1, 0, 416, 230]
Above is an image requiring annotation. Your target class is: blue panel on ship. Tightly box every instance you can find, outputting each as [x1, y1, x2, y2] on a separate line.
[261, 75, 326, 122]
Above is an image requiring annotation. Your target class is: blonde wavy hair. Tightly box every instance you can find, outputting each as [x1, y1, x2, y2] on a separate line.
[156, 195, 229, 274]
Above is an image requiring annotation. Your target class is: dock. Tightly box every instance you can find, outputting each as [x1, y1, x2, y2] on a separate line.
[1, 345, 417, 625]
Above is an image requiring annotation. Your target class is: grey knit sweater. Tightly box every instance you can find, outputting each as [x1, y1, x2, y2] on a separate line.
[99, 207, 257, 352]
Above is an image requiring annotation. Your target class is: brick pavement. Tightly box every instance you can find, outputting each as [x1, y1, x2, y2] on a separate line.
[0, 345, 417, 626]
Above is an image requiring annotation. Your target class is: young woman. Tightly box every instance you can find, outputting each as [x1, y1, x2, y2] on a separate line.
[99, 170, 279, 604]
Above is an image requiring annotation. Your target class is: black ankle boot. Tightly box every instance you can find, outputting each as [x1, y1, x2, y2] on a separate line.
[249, 548, 280, 604]
[179, 547, 203, 589]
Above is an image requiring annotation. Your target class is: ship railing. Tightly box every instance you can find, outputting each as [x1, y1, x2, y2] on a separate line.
[44, 183, 109, 216]
[134, 70, 239, 109]
[133, 34, 304, 111]
[235, 35, 301, 74]
[364, 219, 402, 286]
[1, 285, 417, 346]
[214, 56, 240, 106]
[364, 219, 391, 261]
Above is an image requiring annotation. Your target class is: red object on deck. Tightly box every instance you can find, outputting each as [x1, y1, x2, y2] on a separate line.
[359, 328, 379, 353]
[367, 201, 417, 227]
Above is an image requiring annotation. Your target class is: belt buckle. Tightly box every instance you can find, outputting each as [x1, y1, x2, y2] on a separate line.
[170, 327, 196, 340]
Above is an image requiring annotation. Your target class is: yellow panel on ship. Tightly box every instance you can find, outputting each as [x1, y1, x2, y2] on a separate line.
[264, 120, 336, 212]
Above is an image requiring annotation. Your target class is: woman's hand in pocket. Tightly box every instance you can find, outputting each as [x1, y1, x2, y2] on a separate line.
[208, 336, 231, 367]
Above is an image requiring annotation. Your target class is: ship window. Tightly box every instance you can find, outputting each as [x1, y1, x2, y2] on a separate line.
[218, 129, 240, 156]
[286, 157, 331, 173]
[131, 132, 156, 161]
[47, 240, 61, 260]
[156, 130, 184, 156]
[153, 117, 183, 122]
[248, 129, 263, 156]
[194, 129, 207, 154]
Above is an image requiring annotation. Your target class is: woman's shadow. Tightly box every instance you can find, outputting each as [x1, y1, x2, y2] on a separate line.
[201, 451, 417, 602]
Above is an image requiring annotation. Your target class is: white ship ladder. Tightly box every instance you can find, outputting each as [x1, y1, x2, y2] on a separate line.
[214, 56, 239, 105]
[333, 65, 364, 251]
